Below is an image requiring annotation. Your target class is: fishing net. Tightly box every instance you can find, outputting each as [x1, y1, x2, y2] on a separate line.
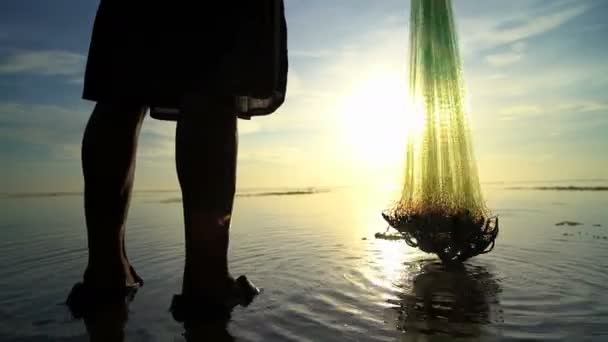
[380, 0, 498, 262]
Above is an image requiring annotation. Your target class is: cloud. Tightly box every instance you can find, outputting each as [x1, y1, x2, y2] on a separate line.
[576, 23, 607, 33]
[67, 77, 84, 85]
[0, 50, 85, 76]
[557, 101, 608, 113]
[0, 102, 88, 160]
[469, 57, 608, 99]
[239, 120, 261, 135]
[485, 52, 522, 67]
[497, 100, 608, 120]
[239, 147, 302, 164]
[485, 42, 526, 66]
[0, 100, 282, 165]
[491, 5, 588, 44]
[462, 2, 590, 52]
[499, 105, 544, 120]
[290, 49, 333, 58]
[487, 73, 508, 80]
[499, 105, 543, 117]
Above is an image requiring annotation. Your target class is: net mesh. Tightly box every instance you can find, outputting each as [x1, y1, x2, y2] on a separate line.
[387, 0, 488, 222]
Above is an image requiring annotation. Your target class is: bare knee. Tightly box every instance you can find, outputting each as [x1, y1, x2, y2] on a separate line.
[82, 101, 148, 170]
[90, 101, 147, 126]
[179, 93, 236, 128]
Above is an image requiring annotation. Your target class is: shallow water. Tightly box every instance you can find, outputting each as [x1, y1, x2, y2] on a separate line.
[1, 184, 607, 341]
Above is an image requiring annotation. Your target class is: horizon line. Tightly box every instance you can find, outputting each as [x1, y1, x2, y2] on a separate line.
[2, 178, 608, 198]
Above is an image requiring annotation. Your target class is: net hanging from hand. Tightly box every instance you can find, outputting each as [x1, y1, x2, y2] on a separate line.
[381, 0, 498, 263]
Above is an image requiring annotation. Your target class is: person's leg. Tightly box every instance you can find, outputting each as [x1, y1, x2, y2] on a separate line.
[176, 95, 237, 298]
[81, 101, 147, 288]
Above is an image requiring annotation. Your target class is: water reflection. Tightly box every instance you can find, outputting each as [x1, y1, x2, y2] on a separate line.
[79, 295, 131, 342]
[72, 290, 236, 342]
[170, 295, 237, 342]
[181, 317, 234, 342]
[171, 307, 234, 341]
[386, 260, 502, 338]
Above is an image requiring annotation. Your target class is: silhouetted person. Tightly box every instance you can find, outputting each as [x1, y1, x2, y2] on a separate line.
[68, 1, 288, 317]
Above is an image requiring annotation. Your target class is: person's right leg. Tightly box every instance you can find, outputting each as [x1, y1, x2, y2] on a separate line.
[175, 95, 237, 299]
[81, 102, 147, 289]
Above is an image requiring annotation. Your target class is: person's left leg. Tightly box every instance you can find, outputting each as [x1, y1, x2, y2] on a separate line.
[175, 95, 237, 299]
[170, 94, 259, 319]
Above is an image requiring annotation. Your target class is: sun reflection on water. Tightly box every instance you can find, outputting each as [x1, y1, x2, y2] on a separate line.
[349, 185, 503, 337]
[386, 260, 503, 337]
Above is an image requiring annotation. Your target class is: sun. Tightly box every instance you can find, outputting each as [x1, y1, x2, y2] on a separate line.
[335, 72, 424, 187]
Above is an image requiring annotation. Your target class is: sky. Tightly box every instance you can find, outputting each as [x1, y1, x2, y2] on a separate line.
[1, 0, 607, 193]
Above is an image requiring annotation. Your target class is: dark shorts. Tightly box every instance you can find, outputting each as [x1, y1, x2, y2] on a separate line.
[83, 1, 288, 119]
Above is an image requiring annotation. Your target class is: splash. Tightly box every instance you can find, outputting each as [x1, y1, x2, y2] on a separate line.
[382, 0, 497, 262]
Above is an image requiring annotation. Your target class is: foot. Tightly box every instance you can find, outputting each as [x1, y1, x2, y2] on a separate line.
[82, 262, 143, 290]
[66, 282, 139, 319]
[171, 275, 260, 322]
[68, 263, 143, 318]
[128, 265, 144, 287]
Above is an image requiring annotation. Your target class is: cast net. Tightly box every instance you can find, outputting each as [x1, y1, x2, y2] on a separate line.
[381, 0, 498, 262]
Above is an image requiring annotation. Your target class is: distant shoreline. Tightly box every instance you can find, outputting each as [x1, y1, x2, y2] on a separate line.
[160, 188, 331, 203]
[2, 191, 84, 198]
[0, 189, 179, 198]
[2, 187, 333, 199]
[4, 184, 608, 198]
[506, 186, 608, 191]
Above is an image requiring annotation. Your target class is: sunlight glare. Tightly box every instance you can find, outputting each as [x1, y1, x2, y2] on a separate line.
[336, 72, 424, 189]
